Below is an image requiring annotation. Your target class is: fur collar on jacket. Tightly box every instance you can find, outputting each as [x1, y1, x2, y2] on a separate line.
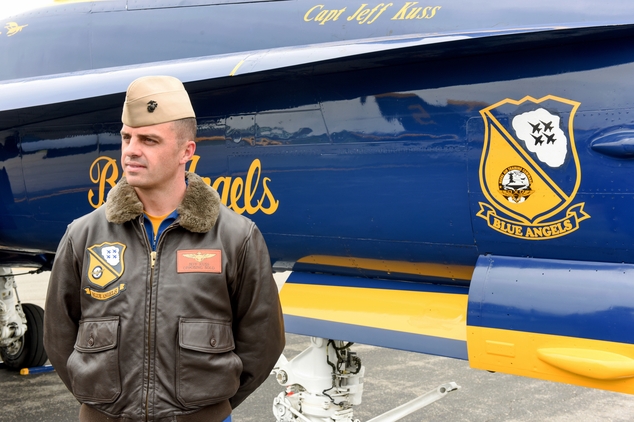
[105, 172, 220, 233]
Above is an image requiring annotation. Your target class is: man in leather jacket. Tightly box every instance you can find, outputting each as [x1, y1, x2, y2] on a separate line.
[44, 75, 285, 422]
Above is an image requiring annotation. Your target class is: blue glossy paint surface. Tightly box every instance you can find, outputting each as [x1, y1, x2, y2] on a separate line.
[468, 255, 634, 344]
[0, 1, 634, 275]
[3, 0, 634, 81]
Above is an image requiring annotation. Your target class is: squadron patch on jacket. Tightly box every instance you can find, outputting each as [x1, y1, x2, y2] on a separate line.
[477, 95, 590, 240]
[177, 249, 222, 273]
[87, 242, 127, 289]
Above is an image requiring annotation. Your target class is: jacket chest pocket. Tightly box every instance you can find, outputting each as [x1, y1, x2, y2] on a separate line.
[176, 318, 242, 407]
[67, 316, 121, 404]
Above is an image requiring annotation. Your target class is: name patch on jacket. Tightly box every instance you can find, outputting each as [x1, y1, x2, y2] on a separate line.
[87, 242, 126, 288]
[177, 249, 222, 273]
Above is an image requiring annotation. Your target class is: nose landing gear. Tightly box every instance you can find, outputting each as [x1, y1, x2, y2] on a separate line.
[0, 268, 47, 370]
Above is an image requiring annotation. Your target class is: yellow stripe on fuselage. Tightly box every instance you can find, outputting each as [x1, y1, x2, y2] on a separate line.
[280, 283, 467, 341]
[468, 326, 634, 394]
[297, 255, 474, 281]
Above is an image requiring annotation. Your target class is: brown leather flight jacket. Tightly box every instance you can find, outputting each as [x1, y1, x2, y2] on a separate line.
[44, 172, 285, 421]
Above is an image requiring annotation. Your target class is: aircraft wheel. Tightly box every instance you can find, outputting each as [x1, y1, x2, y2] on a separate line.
[1, 303, 48, 369]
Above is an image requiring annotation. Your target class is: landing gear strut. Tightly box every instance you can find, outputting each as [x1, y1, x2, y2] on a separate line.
[272, 337, 459, 422]
[0, 268, 47, 369]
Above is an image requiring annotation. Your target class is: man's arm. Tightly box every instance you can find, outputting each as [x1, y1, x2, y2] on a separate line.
[44, 230, 83, 392]
[229, 224, 285, 409]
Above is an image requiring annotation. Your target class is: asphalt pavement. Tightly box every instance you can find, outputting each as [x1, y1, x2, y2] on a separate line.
[1, 270, 632, 421]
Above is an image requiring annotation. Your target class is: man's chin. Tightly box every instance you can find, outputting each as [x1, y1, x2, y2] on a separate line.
[125, 175, 147, 188]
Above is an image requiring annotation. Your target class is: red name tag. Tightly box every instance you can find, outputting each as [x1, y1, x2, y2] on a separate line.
[177, 250, 222, 273]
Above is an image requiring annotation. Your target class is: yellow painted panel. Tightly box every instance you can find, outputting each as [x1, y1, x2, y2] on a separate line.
[484, 125, 564, 221]
[280, 283, 467, 341]
[296, 255, 474, 281]
[486, 340, 516, 357]
[468, 326, 634, 394]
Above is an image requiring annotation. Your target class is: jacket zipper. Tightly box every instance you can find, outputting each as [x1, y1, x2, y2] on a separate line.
[142, 221, 177, 421]
[145, 250, 156, 422]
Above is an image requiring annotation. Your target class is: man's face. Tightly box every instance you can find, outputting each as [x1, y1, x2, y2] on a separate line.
[120, 122, 195, 192]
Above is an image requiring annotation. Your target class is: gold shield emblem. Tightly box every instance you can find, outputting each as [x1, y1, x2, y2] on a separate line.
[477, 95, 590, 240]
[87, 242, 126, 288]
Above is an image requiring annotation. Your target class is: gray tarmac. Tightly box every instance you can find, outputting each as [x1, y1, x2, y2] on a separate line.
[1, 270, 633, 421]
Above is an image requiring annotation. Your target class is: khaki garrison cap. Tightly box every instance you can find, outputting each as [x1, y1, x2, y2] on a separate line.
[121, 75, 195, 127]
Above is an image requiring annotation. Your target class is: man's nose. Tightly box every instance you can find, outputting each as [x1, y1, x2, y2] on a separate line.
[123, 137, 142, 157]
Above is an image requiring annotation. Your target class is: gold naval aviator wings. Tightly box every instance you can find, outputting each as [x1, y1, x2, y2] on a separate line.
[477, 95, 590, 240]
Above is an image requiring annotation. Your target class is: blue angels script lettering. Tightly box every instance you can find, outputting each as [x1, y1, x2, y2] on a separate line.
[88, 155, 279, 215]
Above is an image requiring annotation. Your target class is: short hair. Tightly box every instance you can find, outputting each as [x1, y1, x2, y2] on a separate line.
[172, 118, 197, 145]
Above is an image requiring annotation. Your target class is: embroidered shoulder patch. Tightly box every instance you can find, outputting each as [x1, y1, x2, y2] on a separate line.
[87, 242, 126, 288]
[177, 249, 222, 273]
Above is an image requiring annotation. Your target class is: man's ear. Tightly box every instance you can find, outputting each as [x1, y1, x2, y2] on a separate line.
[180, 140, 196, 165]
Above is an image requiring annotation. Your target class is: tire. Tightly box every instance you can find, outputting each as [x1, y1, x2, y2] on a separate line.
[1, 303, 48, 369]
